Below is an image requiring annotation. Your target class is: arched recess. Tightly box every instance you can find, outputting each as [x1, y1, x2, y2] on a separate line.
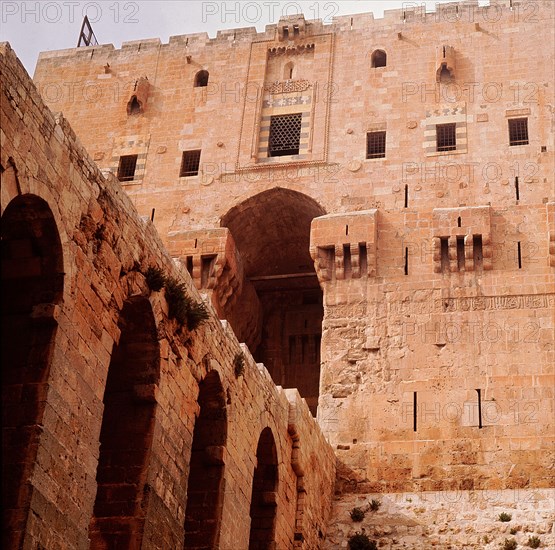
[184, 369, 227, 549]
[249, 428, 278, 550]
[194, 70, 210, 88]
[283, 61, 295, 80]
[89, 296, 160, 548]
[221, 188, 326, 415]
[371, 49, 387, 68]
[1, 194, 64, 549]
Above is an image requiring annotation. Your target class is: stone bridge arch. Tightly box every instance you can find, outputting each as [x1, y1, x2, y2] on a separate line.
[1, 193, 65, 549]
[89, 295, 161, 548]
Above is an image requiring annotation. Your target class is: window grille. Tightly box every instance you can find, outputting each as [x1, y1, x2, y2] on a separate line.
[436, 123, 457, 152]
[508, 118, 529, 146]
[366, 131, 386, 159]
[180, 150, 201, 177]
[117, 155, 138, 182]
[268, 113, 302, 157]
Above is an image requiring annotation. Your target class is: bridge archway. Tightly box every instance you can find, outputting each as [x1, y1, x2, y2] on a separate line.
[1, 194, 64, 548]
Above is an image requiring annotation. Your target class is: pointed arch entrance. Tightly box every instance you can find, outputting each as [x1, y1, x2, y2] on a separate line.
[221, 188, 325, 415]
[1, 194, 64, 548]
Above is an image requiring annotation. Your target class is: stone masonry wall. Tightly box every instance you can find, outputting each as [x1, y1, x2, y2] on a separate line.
[20, 0, 555, 547]
[1, 42, 335, 550]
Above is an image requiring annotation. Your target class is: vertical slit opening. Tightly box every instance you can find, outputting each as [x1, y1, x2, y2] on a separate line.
[413, 392, 417, 432]
[404, 185, 408, 208]
[473, 235, 483, 271]
[404, 247, 409, 275]
[515, 177, 520, 201]
[343, 245, 352, 278]
[440, 237, 450, 273]
[457, 236, 465, 271]
[476, 389, 482, 429]
[201, 255, 216, 288]
[457, 216, 462, 227]
[288, 336, 296, 365]
[517, 242, 522, 269]
[301, 335, 309, 364]
[359, 244, 368, 276]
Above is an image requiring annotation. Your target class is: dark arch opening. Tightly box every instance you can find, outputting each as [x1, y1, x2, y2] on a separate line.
[127, 95, 142, 115]
[371, 49, 387, 68]
[283, 61, 294, 80]
[89, 296, 160, 548]
[184, 369, 227, 549]
[221, 188, 325, 415]
[438, 64, 453, 83]
[194, 70, 210, 88]
[249, 428, 278, 550]
[1, 194, 64, 549]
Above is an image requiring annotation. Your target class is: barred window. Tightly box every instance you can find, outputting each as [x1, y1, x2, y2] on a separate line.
[180, 150, 201, 177]
[117, 154, 138, 182]
[269, 113, 302, 157]
[508, 118, 529, 146]
[366, 131, 386, 159]
[436, 123, 456, 152]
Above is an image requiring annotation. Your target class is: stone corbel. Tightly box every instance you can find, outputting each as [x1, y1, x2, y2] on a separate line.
[166, 228, 244, 310]
[310, 210, 378, 284]
[432, 206, 492, 272]
[436, 45, 456, 81]
[127, 76, 150, 114]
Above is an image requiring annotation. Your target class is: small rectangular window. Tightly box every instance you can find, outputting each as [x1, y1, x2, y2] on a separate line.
[366, 131, 386, 159]
[117, 154, 138, 182]
[508, 118, 529, 146]
[269, 113, 302, 157]
[436, 123, 456, 152]
[180, 150, 201, 177]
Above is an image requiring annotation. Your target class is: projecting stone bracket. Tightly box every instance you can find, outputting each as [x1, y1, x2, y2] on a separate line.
[436, 45, 456, 81]
[167, 228, 244, 310]
[127, 76, 150, 115]
[277, 14, 307, 41]
[310, 210, 378, 284]
[432, 206, 492, 273]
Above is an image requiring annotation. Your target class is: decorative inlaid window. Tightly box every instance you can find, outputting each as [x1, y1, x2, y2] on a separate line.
[268, 113, 302, 157]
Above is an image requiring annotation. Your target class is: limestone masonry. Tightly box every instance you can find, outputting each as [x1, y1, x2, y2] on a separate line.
[1, 0, 554, 548]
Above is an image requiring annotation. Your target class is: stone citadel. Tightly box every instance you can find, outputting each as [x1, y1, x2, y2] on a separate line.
[1, 0, 554, 548]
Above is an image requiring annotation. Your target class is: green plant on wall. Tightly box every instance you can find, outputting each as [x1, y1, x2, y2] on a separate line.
[163, 275, 209, 330]
[145, 266, 165, 291]
[234, 352, 245, 378]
